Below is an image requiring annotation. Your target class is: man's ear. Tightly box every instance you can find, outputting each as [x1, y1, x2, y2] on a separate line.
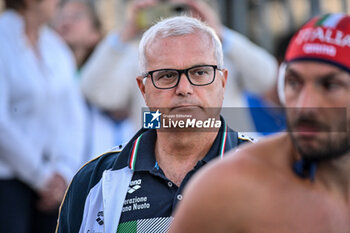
[220, 69, 228, 89]
[136, 76, 146, 99]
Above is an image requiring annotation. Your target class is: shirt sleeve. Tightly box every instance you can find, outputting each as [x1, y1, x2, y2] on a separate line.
[47, 37, 89, 184]
[80, 32, 139, 111]
[56, 157, 104, 233]
[56, 174, 85, 233]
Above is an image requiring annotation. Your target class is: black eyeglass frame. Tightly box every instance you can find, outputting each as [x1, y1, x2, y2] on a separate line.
[143, 65, 222, 89]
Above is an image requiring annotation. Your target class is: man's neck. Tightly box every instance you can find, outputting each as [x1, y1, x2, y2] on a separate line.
[316, 154, 350, 203]
[155, 129, 219, 186]
[290, 140, 350, 202]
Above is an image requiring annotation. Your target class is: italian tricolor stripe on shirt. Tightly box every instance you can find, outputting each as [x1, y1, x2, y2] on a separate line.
[117, 217, 173, 233]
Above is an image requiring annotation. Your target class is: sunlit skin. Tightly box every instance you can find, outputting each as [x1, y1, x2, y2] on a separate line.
[169, 61, 350, 233]
[285, 62, 350, 161]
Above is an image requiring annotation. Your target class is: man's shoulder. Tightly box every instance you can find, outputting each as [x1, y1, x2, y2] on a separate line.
[71, 148, 125, 190]
[170, 135, 295, 232]
[183, 133, 293, 211]
[72, 133, 143, 187]
[226, 133, 291, 170]
[225, 128, 254, 150]
[237, 132, 255, 144]
[171, 135, 290, 232]
[57, 147, 128, 233]
[202, 133, 292, 186]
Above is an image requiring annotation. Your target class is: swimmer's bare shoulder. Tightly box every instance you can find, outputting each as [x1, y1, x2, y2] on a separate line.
[170, 133, 295, 233]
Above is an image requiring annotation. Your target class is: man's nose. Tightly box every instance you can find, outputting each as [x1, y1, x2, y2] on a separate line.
[295, 84, 322, 114]
[175, 73, 194, 96]
[297, 85, 320, 107]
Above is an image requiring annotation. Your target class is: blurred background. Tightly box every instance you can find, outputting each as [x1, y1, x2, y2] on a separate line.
[0, 0, 346, 53]
[1, 0, 350, 141]
[1, 0, 349, 143]
[1, 1, 349, 231]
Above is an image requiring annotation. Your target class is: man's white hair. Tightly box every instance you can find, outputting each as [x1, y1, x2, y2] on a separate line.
[138, 16, 224, 74]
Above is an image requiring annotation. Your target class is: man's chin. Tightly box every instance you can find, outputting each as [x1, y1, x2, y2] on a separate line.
[292, 135, 350, 162]
[289, 132, 327, 161]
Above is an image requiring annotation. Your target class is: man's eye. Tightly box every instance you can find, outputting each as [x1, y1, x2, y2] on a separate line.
[322, 81, 340, 91]
[157, 72, 177, 80]
[285, 77, 301, 90]
[191, 69, 210, 76]
[318, 78, 349, 92]
[196, 70, 207, 75]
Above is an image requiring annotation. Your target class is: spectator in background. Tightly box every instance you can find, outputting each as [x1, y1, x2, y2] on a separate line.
[80, 0, 278, 138]
[0, 0, 87, 232]
[54, 0, 134, 158]
[54, 0, 102, 70]
[244, 31, 297, 136]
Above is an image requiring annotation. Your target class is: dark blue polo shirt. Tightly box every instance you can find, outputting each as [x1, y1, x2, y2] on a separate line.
[117, 120, 248, 232]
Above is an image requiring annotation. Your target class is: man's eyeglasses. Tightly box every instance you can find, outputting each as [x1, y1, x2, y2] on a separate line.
[143, 65, 222, 89]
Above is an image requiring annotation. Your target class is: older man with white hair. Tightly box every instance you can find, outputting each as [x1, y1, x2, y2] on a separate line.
[56, 16, 251, 233]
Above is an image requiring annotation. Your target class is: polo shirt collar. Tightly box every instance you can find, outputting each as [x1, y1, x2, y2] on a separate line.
[114, 116, 233, 172]
[128, 129, 157, 171]
[202, 118, 229, 163]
